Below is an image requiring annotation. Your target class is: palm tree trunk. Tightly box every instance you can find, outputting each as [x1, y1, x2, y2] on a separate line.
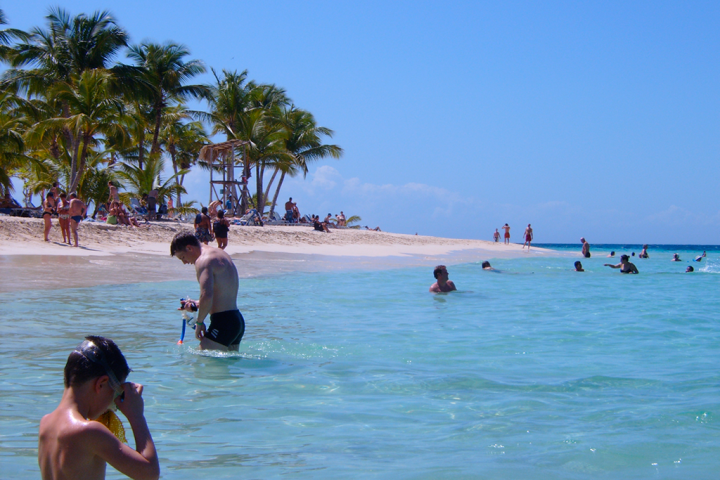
[255, 161, 264, 214]
[263, 167, 278, 205]
[69, 135, 90, 194]
[269, 170, 286, 218]
[151, 102, 162, 154]
[69, 136, 81, 192]
[137, 137, 145, 170]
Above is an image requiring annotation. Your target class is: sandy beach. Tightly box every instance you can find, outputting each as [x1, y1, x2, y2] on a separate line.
[0, 216, 544, 258]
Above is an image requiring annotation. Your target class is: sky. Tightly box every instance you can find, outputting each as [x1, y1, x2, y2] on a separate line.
[5, 1, 720, 243]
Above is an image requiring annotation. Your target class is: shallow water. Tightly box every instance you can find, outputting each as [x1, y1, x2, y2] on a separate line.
[1, 245, 719, 479]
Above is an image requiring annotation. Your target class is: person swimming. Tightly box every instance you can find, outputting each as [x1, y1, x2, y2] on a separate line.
[695, 251, 707, 262]
[574, 261, 584, 272]
[604, 254, 639, 274]
[607, 251, 615, 257]
[671, 253, 681, 262]
[639, 245, 649, 259]
[686, 266, 694, 272]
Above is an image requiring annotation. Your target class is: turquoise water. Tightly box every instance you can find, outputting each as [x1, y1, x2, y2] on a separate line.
[1, 245, 720, 479]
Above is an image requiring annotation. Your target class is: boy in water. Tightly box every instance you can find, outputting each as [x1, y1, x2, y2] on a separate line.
[38, 336, 159, 480]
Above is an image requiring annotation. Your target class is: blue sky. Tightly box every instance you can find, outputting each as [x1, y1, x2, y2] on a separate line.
[5, 1, 720, 243]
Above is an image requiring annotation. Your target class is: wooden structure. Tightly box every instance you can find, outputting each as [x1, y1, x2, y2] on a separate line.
[198, 139, 250, 216]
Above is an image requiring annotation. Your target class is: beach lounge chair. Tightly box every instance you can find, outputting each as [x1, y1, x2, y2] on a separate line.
[130, 198, 148, 219]
[238, 209, 263, 226]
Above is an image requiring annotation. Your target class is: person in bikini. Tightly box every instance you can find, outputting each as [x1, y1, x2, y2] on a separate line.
[38, 336, 159, 480]
[194, 207, 214, 245]
[57, 192, 71, 244]
[502, 224, 510, 244]
[171, 232, 245, 351]
[639, 245, 649, 259]
[213, 210, 230, 249]
[68, 193, 86, 247]
[42, 192, 56, 242]
[522, 224, 533, 250]
[430, 265, 457, 292]
[604, 254, 639, 274]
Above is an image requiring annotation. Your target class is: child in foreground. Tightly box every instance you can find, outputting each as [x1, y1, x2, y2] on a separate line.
[38, 336, 160, 480]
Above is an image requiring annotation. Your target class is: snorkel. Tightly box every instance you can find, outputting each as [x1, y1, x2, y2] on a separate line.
[74, 340, 128, 442]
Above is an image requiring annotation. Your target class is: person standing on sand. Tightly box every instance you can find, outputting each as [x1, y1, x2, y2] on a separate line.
[522, 224, 533, 250]
[171, 232, 245, 351]
[493, 229, 500, 242]
[42, 192, 56, 242]
[213, 210, 230, 250]
[285, 197, 296, 223]
[57, 192, 71, 244]
[430, 265, 457, 292]
[581, 238, 591, 258]
[194, 207, 214, 245]
[68, 193, 86, 247]
[502, 224, 511, 244]
[108, 182, 119, 204]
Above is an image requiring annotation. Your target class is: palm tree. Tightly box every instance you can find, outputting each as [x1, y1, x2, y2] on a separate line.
[116, 153, 186, 204]
[125, 42, 209, 155]
[25, 69, 129, 193]
[160, 103, 207, 207]
[0, 9, 29, 62]
[268, 106, 343, 216]
[0, 90, 31, 195]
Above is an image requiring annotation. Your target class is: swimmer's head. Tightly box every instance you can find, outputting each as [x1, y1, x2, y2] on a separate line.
[574, 261, 582, 268]
[434, 265, 448, 279]
[686, 266, 694, 272]
[610, 251, 615, 255]
[217, 210, 225, 219]
[64, 336, 129, 389]
[481, 261, 491, 269]
[170, 231, 201, 257]
[620, 254, 629, 261]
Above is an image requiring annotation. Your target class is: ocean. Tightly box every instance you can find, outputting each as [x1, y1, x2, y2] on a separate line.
[1, 244, 719, 479]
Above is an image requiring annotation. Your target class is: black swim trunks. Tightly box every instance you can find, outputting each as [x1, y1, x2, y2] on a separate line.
[206, 309, 245, 347]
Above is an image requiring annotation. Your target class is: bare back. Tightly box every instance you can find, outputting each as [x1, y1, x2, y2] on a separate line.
[39, 411, 106, 480]
[195, 246, 239, 313]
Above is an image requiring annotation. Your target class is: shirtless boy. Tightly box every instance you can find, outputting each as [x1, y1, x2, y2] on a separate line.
[171, 232, 245, 351]
[38, 336, 159, 480]
[522, 224, 533, 250]
[502, 224, 511, 244]
[429, 265, 457, 292]
[68, 193, 86, 247]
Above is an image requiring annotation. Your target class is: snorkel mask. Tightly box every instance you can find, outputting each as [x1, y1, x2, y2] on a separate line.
[75, 339, 125, 401]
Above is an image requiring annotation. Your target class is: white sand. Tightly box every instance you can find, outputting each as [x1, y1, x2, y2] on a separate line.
[0, 216, 546, 258]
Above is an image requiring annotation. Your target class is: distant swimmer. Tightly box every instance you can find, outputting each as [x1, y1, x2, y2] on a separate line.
[522, 224, 533, 250]
[493, 229, 500, 242]
[430, 265, 457, 293]
[481, 261, 496, 271]
[502, 224, 510, 244]
[171, 232, 245, 351]
[639, 245, 649, 259]
[574, 261, 584, 272]
[671, 253, 681, 262]
[607, 251, 615, 257]
[604, 254, 639, 274]
[695, 251, 707, 262]
[581, 238, 591, 258]
[686, 266, 694, 272]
